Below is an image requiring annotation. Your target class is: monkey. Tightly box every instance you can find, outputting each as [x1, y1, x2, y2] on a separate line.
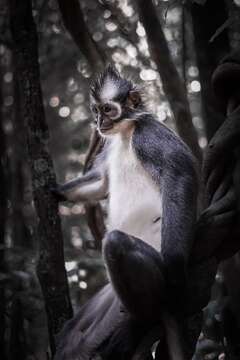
[54, 65, 199, 360]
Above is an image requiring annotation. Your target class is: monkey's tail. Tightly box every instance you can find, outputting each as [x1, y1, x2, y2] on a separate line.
[162, 312, 186, 360]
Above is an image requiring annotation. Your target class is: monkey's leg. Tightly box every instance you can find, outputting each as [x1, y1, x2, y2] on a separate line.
[103, 230, 166, 323]
[103, 231, 189, 360]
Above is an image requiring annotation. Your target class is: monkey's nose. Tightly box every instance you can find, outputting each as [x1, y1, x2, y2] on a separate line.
[100, 117, 114, 131]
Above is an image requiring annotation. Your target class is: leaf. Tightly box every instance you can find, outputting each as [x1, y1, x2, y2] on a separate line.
[210, 17, 233, 43]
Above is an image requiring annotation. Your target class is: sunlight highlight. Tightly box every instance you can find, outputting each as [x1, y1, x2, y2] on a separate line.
[190, 80, 201, 93]
[140, 69, 157, 81]
[49, 96, 60, 107]
[59, 106, 70, 117]
[65, 261, 77, 272]
[136, 22, 146, 37]
[79, 281, 88, 290]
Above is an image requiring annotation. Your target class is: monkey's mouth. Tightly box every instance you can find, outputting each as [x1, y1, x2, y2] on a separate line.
[99, 118, 114, 132]
[100, 125, 113, 132]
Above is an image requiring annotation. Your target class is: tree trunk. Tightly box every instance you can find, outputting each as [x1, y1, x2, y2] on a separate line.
[9, 0, 73, 355]
[9, 299, 26, 360]
[11, 69, 32, 248]
[136, 0, 202, 163]
[191, 0, 230, 140]
[0, 57, 7, 360]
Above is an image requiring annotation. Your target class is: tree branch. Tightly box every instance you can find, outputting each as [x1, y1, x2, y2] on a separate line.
[9, 0, 73, 354]
[135, 0, 202, 162]
[0, 55, 7, 360]
[57, 0, 105, 71]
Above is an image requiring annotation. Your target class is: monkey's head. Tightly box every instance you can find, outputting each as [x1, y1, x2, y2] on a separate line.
[90, 65, 143, 136]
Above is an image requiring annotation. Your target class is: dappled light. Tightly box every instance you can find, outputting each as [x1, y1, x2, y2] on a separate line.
[1, 0, 240, 359]
[58, 106, 70, 117]
[189, 80, 201, 93]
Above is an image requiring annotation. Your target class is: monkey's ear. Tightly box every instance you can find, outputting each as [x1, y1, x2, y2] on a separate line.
[127, 90, 142, 108]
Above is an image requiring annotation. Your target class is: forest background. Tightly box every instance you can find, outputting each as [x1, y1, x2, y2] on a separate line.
[1, 0, 240, 359]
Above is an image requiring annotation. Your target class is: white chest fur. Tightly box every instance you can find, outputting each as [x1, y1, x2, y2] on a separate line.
[107, 135, 163, 251]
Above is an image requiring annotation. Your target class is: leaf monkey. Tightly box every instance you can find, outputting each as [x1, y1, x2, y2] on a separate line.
[54, 65, 199, 360]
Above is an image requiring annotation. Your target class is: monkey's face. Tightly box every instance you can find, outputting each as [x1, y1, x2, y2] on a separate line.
[91, 101, 123, 135]
[90, 65, 142, 137]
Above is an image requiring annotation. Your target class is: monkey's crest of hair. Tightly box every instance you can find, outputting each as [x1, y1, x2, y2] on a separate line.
[90, 64, 137, 103]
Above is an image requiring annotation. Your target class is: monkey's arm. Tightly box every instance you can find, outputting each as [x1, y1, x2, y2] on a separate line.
[55, 169, 108, 203]
[132, 117, 198, 304]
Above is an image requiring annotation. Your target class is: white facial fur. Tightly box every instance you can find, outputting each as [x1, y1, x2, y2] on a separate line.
[107, 134, 163, 251]
[106, 101, 122, 120]
[100, 78, 118, 102]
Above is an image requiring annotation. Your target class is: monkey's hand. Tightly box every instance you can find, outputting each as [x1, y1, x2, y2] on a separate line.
[51, 185, 68, 202]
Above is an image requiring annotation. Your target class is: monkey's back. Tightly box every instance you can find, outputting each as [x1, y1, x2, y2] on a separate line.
[132, 114, 198, 190]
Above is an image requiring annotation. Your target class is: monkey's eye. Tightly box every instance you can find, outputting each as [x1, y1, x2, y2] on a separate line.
[102, 103, 119, 118]
[102, 104, 112, 113]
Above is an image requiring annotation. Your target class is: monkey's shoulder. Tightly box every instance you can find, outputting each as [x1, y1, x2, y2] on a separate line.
[132, 114, 198, 181]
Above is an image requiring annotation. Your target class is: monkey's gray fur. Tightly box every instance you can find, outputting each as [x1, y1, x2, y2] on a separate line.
[54, 65, 199, 360]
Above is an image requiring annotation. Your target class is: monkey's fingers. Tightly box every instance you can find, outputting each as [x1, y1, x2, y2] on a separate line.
[50, 186, 67, 202]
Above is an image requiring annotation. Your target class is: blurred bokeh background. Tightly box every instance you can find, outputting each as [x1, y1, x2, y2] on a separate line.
[1, 0, 240, 359]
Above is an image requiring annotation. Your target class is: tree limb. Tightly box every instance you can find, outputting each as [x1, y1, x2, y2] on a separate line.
[57, 0, 105, 71]
[0, 55, 7, 360]
[9, 0, 73, 354]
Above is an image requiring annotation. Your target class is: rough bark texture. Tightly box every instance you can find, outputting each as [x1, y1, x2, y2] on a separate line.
[9, 0, 73, 354]
[0, 61, 7, 360]
[136, 0, 202, 163]
[191, 0, 230, 140]
[57, 0, 105, 71]
[11, 71, 32, 248]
